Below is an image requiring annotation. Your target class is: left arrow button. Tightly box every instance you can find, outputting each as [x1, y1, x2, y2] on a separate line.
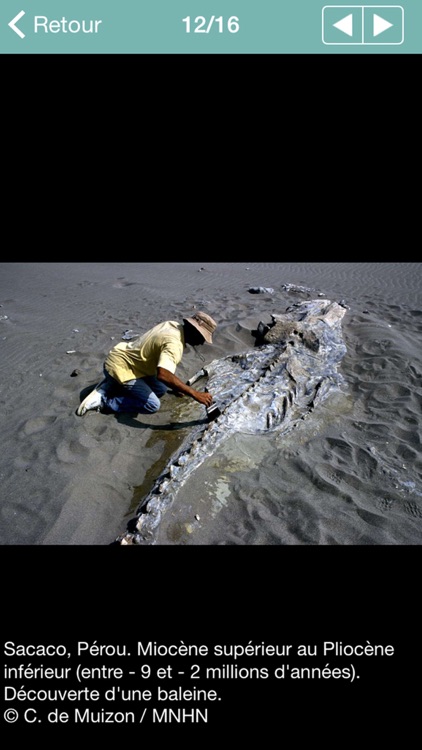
[9, 10, 26, 39]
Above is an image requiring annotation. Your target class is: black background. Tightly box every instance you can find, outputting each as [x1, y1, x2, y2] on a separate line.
[2, 544, 419, 740]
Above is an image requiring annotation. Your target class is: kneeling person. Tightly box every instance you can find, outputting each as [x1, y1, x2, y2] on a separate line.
[76, 311, 217, 416]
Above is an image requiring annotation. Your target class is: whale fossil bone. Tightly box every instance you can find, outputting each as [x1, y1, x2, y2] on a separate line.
[115, 299, 348, 545]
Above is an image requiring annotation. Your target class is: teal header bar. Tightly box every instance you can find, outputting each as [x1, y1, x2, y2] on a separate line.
[1, 1, 421, 53]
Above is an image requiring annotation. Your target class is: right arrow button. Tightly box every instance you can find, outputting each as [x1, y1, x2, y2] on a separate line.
[373, 13, 394, 37]
[363, 6, 404, 44]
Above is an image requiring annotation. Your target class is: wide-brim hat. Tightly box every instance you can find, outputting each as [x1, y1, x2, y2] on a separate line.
[183, 311, 217, 344]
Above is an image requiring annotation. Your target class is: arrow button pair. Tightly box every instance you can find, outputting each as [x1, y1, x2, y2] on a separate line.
[322, 5, 404, 45]
[334, 12, 393, 37]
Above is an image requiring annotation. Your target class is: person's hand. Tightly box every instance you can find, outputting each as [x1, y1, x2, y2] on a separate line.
[192, 390, 213, 407]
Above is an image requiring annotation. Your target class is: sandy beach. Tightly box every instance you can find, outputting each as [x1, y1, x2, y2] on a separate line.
[0, 261, 421, 546]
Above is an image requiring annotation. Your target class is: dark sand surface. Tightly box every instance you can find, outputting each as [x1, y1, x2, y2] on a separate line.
[0, 262, 421, 546]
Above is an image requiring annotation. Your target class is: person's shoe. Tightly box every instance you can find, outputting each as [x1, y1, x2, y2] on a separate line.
[76, 387, 103, 416]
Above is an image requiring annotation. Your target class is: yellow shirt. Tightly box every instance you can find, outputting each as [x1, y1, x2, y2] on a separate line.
[105, 321, 185, 383]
